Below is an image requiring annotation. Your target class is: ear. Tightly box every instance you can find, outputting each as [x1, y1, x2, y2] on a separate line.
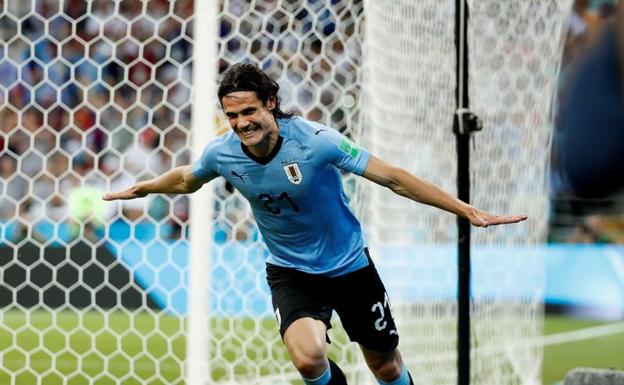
[266, 96, 276, 111]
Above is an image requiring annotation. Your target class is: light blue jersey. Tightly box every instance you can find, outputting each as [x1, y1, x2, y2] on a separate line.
[192, 117, 371, 276]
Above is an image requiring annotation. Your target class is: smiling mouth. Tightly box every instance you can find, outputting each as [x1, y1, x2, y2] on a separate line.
[237, 124, 258, 136]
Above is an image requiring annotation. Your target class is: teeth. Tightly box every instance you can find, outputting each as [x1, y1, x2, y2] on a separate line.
[240, 126, 256, 135]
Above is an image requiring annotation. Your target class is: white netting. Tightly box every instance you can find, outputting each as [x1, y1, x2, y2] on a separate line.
[0, 0, 572, 384]
[1, 1, 191, 384]
[362, 1, 572, 385]
[0, 0, 367, 384]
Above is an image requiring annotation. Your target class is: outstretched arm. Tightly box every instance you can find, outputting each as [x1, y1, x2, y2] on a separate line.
[361, 156, 527, 227]
[102, 165, 206, 201]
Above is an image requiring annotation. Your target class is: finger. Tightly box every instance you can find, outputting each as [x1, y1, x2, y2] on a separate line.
[506, 215, 528, 223]
[102, 192, 124, 201]
[490, 215, 528, 225]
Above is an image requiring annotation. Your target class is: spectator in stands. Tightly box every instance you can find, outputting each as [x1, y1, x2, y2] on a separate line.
[568, 215, 615, 244]
[558, 2, 623, 198]
[0, 155, 26, 221]
[549, 1, 624, 243]
[2, 0, 362, 248]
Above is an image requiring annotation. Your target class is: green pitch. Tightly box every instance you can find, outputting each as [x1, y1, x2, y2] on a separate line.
[1, 310, 622, 385]
[0, 310, 188, 385]
[542, 315, 624, 385]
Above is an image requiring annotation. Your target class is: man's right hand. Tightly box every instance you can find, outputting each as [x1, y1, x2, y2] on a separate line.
[102, 185, 147, 201]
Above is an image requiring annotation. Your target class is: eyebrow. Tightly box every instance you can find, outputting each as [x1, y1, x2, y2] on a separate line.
[225, 107, 257, 116]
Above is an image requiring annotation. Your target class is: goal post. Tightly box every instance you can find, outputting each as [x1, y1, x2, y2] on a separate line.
[187, 1, 216, 385]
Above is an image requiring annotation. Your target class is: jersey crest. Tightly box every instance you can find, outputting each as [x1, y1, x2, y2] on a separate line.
[283, 162, 303, 185]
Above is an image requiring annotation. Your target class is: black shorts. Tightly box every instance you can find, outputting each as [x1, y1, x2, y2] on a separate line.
[266, 250, 399, 352]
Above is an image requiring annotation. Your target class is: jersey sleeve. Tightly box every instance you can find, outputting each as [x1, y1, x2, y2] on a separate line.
[192, 140, 220, 181]
[312, 123, 371, 175]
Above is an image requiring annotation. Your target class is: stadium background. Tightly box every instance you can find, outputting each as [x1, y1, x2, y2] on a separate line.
[0, 0, 623, 384]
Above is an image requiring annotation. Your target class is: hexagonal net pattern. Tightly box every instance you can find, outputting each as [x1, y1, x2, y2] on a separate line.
[0, 1, 573, 385]
[1, 1, 194, 384]
[362, 1, 572, 385]
[0, 0, 368, 384]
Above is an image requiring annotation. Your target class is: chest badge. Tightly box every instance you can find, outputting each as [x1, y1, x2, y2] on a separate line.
[283, 162, 303, 185]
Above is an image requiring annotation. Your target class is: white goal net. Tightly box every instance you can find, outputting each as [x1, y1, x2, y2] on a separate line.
[363, 1, 572, 385]
[0, 1, 571, 385]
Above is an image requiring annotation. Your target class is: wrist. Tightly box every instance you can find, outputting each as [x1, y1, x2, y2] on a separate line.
[134, 181, 152, 195]
[458, 203, 474, 219]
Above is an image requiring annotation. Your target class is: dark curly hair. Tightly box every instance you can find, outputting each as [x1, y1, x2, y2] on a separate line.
[218, 63, 293, 119]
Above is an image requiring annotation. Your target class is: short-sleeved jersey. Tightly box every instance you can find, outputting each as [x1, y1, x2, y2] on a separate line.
[192, 116, 371, 276]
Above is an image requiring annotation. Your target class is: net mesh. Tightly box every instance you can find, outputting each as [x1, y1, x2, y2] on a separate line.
[469, 2, 572, 384]
[362, 1, 572, 384]
[0, 0, 367, 384]
[0, 0, 572, 384]
[1, 1, 194, 385]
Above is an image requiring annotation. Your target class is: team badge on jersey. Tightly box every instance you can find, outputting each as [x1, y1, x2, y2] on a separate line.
[283, 162, 303, 185]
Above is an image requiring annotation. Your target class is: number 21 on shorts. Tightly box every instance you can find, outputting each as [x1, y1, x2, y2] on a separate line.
[371, 292, 397, 335]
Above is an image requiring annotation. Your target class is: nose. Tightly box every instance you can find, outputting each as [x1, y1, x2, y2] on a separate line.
[236, 117, 250, 130]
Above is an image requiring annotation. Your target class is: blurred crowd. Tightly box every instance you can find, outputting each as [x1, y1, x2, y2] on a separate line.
[1, 0, 623, 245]
[1, 0, 194, 241]
[0, 0, 361, 244]
[550, 0, 624, 244]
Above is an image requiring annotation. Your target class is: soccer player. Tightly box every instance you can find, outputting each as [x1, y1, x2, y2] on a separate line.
[103, 64, 527, 385]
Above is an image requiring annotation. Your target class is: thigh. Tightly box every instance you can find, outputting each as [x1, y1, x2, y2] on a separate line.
[266, 263, 333, 339]
[283, 317, 329, 364]
[333, 258, 399, 352]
